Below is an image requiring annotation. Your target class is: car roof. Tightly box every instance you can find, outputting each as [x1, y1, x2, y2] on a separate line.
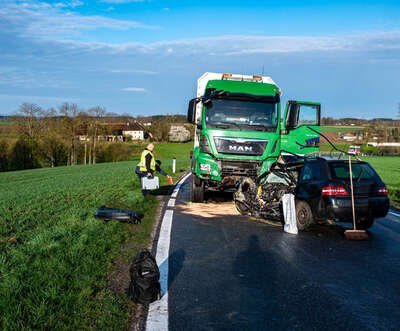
[304, 156, 368, 164]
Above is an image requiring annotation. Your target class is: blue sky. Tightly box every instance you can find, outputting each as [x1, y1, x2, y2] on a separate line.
[0, 0, 400, 118]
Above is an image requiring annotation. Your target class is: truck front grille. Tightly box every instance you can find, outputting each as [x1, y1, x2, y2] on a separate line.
[214, 137, 267, 156]
[220, 160, 260, 177]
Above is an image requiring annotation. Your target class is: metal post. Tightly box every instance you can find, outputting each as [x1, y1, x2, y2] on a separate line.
[172, 157, 176, 174]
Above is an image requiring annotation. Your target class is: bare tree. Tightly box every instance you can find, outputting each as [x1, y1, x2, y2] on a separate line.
[88, 106, 106, 164]
[40, 108, 67, 167]
[59, 103, 80, 165]
[17, 103, 44, 140]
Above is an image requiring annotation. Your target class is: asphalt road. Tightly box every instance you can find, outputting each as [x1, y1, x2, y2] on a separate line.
[166, 177, 400, 331]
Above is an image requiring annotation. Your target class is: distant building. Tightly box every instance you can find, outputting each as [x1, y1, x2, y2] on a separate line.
[168, 125, 191, 142]
[340, 133, 357, 142]
[122, 122, 145, 140]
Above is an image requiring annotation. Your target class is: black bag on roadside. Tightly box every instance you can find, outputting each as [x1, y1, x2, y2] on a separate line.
[128, 249, 160, 304]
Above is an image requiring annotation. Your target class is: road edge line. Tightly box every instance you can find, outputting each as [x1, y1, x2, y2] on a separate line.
[145, 173, 190, 331]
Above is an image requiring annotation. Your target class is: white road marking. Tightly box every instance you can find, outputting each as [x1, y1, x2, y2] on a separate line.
[146, 174, 190, 331]
[389, 211, 400, 218]
[170, 173, 190, 198]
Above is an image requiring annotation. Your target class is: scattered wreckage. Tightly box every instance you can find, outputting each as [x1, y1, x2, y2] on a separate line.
[233, 153, 390, 231]
[233, 154, 302, 226]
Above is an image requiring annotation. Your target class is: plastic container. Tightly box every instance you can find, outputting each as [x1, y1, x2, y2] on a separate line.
[141, 176, 159, 190]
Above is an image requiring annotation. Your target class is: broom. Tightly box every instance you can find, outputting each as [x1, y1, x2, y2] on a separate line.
[344, 155, 369, 240]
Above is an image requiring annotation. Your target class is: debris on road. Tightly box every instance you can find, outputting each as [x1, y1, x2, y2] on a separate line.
[178, 201, 239, 218]
[94, 206, 143, 224]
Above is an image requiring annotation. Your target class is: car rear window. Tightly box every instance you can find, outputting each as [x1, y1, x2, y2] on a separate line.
[329, 162, 377, 180]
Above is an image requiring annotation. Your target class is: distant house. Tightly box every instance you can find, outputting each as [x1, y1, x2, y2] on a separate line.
[168, 125, 191, 142]
[122, 122, 145, 140]
[340, 133, 357, 142]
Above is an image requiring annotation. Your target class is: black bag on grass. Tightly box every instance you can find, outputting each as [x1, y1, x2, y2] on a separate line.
[128, 249, 160, 304]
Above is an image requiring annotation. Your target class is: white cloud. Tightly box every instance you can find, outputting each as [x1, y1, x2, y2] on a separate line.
[0, 1, 156, 42]
[99, 0, 145, 3]
[0, 66, 70, 88]
[110, 69, 158, 74]
[52, 31, 400, 58]
[54, 1, 84, 9]
[122, 87, 147, 92]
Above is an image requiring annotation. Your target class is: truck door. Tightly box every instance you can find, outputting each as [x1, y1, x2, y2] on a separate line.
[281, 100, 321, 155]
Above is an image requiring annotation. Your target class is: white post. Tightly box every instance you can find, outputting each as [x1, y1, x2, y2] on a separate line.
[172, 157, 176, 174]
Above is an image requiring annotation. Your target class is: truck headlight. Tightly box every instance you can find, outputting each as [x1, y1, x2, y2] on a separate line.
[200, 135, 211, 154]
[199, 163, 211, 172]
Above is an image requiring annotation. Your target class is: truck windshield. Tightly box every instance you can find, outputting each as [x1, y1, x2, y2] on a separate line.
[205, 99, 278, 131]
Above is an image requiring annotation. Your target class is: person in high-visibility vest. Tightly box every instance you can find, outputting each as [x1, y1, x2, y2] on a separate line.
[136, 143, 156, 178]
[135, 143, 173, 192]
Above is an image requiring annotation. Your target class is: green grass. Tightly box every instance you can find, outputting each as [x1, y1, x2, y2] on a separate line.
[362, 156, 400, 206]
[0, 121, 17, 126]
[321, 125, 364, 132]
[0, 142, 192, 330]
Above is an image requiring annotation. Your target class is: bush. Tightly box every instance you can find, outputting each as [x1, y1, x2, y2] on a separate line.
[9, 138, 41, 170]
[361, 145, 380, 155]
[0, 140, 9, 171]
[97, 142, 137, 163]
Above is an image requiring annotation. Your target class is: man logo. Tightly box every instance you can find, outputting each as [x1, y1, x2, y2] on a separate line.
[229, 145, 253, 152]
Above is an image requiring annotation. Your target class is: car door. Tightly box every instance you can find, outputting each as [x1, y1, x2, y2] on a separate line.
[281, 100, 321, 155]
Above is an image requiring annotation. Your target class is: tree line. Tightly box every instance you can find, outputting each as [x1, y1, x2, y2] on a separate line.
[0, 103, 138, 172]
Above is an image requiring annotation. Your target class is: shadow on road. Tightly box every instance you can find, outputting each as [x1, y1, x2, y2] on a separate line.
[150, 185, 173, 196]
[158, 248, 186, 297]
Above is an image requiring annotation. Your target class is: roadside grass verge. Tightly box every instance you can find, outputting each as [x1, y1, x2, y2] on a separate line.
[0, 142, 191, 330]
[362, 156, 400, 206]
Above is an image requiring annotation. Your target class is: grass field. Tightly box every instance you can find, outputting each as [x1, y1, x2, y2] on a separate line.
[362, 156, 400, 206]
[321, 126, 364, 132]
[0, 142, 192, 330]
[0, 140, 397, 329]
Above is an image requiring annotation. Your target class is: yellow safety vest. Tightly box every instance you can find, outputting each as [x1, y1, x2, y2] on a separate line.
[138, 150, 156, 172]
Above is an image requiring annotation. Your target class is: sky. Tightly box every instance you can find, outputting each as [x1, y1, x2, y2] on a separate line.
[0, 0, 400, 118]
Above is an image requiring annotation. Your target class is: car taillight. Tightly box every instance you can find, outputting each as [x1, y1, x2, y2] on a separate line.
[377, 186, 388, 196]
[321, 185, 349, 196]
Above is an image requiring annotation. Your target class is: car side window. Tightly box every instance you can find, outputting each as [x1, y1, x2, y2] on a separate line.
[300, 162, 321, 181]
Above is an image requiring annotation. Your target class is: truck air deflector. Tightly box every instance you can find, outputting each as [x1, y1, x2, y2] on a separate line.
[204, 88, 280, 103]
[214, 137, 267, 156]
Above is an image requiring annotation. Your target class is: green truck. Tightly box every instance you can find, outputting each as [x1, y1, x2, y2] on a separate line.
[187, 72, 321, 202]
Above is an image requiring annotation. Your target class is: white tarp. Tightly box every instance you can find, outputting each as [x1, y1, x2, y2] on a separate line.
[282, 193, 298, 235]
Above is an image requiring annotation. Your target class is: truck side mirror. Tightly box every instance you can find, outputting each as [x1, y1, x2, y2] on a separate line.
[187, 98, 198, 124]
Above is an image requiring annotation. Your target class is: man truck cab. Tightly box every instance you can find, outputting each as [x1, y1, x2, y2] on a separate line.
[188, 72, 320, 202]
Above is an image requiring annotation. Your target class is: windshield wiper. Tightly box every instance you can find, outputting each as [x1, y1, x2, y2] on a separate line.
[237, 123, 271, 131]
[212, 122, 242, 130]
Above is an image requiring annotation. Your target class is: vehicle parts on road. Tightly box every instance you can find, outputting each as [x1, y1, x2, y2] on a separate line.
[94, 206, 143, 224]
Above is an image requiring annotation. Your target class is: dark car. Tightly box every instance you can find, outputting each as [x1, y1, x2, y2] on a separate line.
[295, 158, 390, 230]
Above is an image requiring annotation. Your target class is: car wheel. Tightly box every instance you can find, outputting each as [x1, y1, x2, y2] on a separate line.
[356, 217, 374, 230]
[295, 200, 314, 231]
[191, 176, 204, 202]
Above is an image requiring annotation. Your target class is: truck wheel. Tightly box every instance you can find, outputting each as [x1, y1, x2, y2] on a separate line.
[356, 217, 374, 230]
[295, 200, 314, 231]
[191, 176, 205, 202]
